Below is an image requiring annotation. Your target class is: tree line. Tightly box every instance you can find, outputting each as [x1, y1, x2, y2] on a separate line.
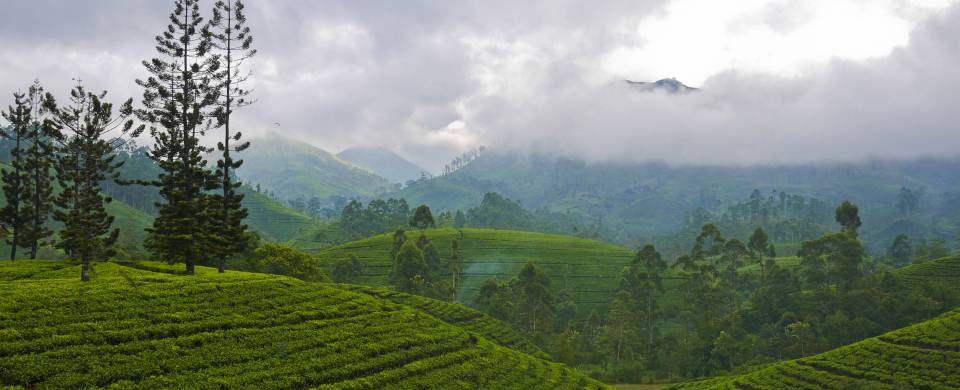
[459, 200, 957, 383]
[0, 0, 257, 280]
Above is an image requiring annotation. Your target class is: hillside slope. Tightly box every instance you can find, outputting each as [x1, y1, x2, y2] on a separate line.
[0, 261, 608, 389]
[314, 228, 636, 309]
[892, 254, 960, 302]
[239, 186, 316, 242]
[669, 308, 960, 389]
[338, 146, 425, 184]
[238, 135, 390, 202]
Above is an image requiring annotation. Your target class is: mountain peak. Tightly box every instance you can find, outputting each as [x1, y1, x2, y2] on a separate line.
[625, 77, 698, 93]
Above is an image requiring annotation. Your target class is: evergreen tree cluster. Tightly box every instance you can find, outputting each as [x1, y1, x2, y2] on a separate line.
[135, 0, 256, 274]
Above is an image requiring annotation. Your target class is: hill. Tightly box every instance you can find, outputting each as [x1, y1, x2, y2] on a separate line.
[0, 260, 608, 389]
[314, 228, 636, 309]
[668, 308, 960, 389]
[338, 146, 425, 184]
[238, 134, 390, 202]
[239, 186, 317, 242]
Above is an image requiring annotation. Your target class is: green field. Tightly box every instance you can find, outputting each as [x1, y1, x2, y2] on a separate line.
[314, 228, 637, 309]
[0, 260, 608, 389]
[667, 307, 960, 389]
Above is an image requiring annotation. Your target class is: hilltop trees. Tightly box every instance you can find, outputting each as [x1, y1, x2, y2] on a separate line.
[621, 244, 668, 360]
[48, 83, 140, 281]
[886, 234, 912, 266]
[409, 204, 435, 230]
[137, 0, 222, 274]
[207, 0, 255, 273]
[835, 201, 862, 236]
[391, 240, 430, 294]
[748, 227, 770, 282]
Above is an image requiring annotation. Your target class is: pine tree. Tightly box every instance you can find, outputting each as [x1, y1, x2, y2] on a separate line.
[19, 81, 58, 259]
[137, 0, 221, 274]
[207, 0, 255, 273]
[48, 83, 139, 281]
[0, 90, 32, 260]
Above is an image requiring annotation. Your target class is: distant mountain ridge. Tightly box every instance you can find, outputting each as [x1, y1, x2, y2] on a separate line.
[626, 77, 698, 93]
[338, 146, 425, 184]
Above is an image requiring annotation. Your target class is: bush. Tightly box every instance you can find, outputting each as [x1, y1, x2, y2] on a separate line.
[248, 243, 330, 282]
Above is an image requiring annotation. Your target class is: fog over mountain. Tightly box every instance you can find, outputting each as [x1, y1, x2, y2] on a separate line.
[1, 0, 958, 169]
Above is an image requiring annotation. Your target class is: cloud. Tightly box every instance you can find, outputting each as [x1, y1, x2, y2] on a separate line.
[0, 0, 957, 170]
[463, 2, 960, 165]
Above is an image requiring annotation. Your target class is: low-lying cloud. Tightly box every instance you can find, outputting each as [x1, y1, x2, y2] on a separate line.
[0, 0, 958, 170]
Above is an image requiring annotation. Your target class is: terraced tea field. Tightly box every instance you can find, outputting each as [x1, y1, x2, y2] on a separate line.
[314, 229, 638, 309]
[668, 308, 960, 390]
[893, 254, 960, 301]
[0, 261, 608, 389]
[338, 284, 547, 359]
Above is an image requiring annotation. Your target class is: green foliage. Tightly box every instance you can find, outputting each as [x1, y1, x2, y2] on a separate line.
[835, 200, 862, 236]
[48, 83, 137, 280]
[0, 261, 607, 389]
[409, 204, 436, 230]
[247, 243, 329, 282]
[886, 233, 913, 266]
[331, 253, 362, 283]
[137, 0, 222, 274]
[339, 198, 410, 239]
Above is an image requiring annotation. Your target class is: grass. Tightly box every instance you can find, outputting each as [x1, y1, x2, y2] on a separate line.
[314, 228, 637, 310]
[668, 308, 960, 389]
[0, 260, 609, 389]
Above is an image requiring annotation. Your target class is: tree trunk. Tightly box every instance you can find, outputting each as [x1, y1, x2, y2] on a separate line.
[218, 257, 225, 273]
[186, 260, 195, 275]
[81, 257, 90, 282]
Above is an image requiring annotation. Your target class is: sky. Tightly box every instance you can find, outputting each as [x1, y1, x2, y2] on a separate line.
[1, 0, 959, 170]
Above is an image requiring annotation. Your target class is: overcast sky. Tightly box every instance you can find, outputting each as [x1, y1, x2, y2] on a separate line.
[1, 0, 959, 170]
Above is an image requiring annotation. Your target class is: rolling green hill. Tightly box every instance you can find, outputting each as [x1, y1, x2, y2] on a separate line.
[314, 228, 637, 309]
[239, 186, 317, 242]
[0, 260, 609, 389]
[238, 134, 390, 202]
[668, 308, 960, 389]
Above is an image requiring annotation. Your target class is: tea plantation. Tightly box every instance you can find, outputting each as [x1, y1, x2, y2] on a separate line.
[893, 254, 960, 302]
[668, 308, 960, 389]
[314, 228, 637, 309]
[0, 261, 609, 389]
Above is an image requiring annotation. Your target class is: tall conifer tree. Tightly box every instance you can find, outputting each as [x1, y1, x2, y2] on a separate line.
[48, 82, 140, 281]
[207, 0, 255, 272]
[137, 0, 220, 274]
[0, 91, 31, 260]
[19, 80, 58, 259]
